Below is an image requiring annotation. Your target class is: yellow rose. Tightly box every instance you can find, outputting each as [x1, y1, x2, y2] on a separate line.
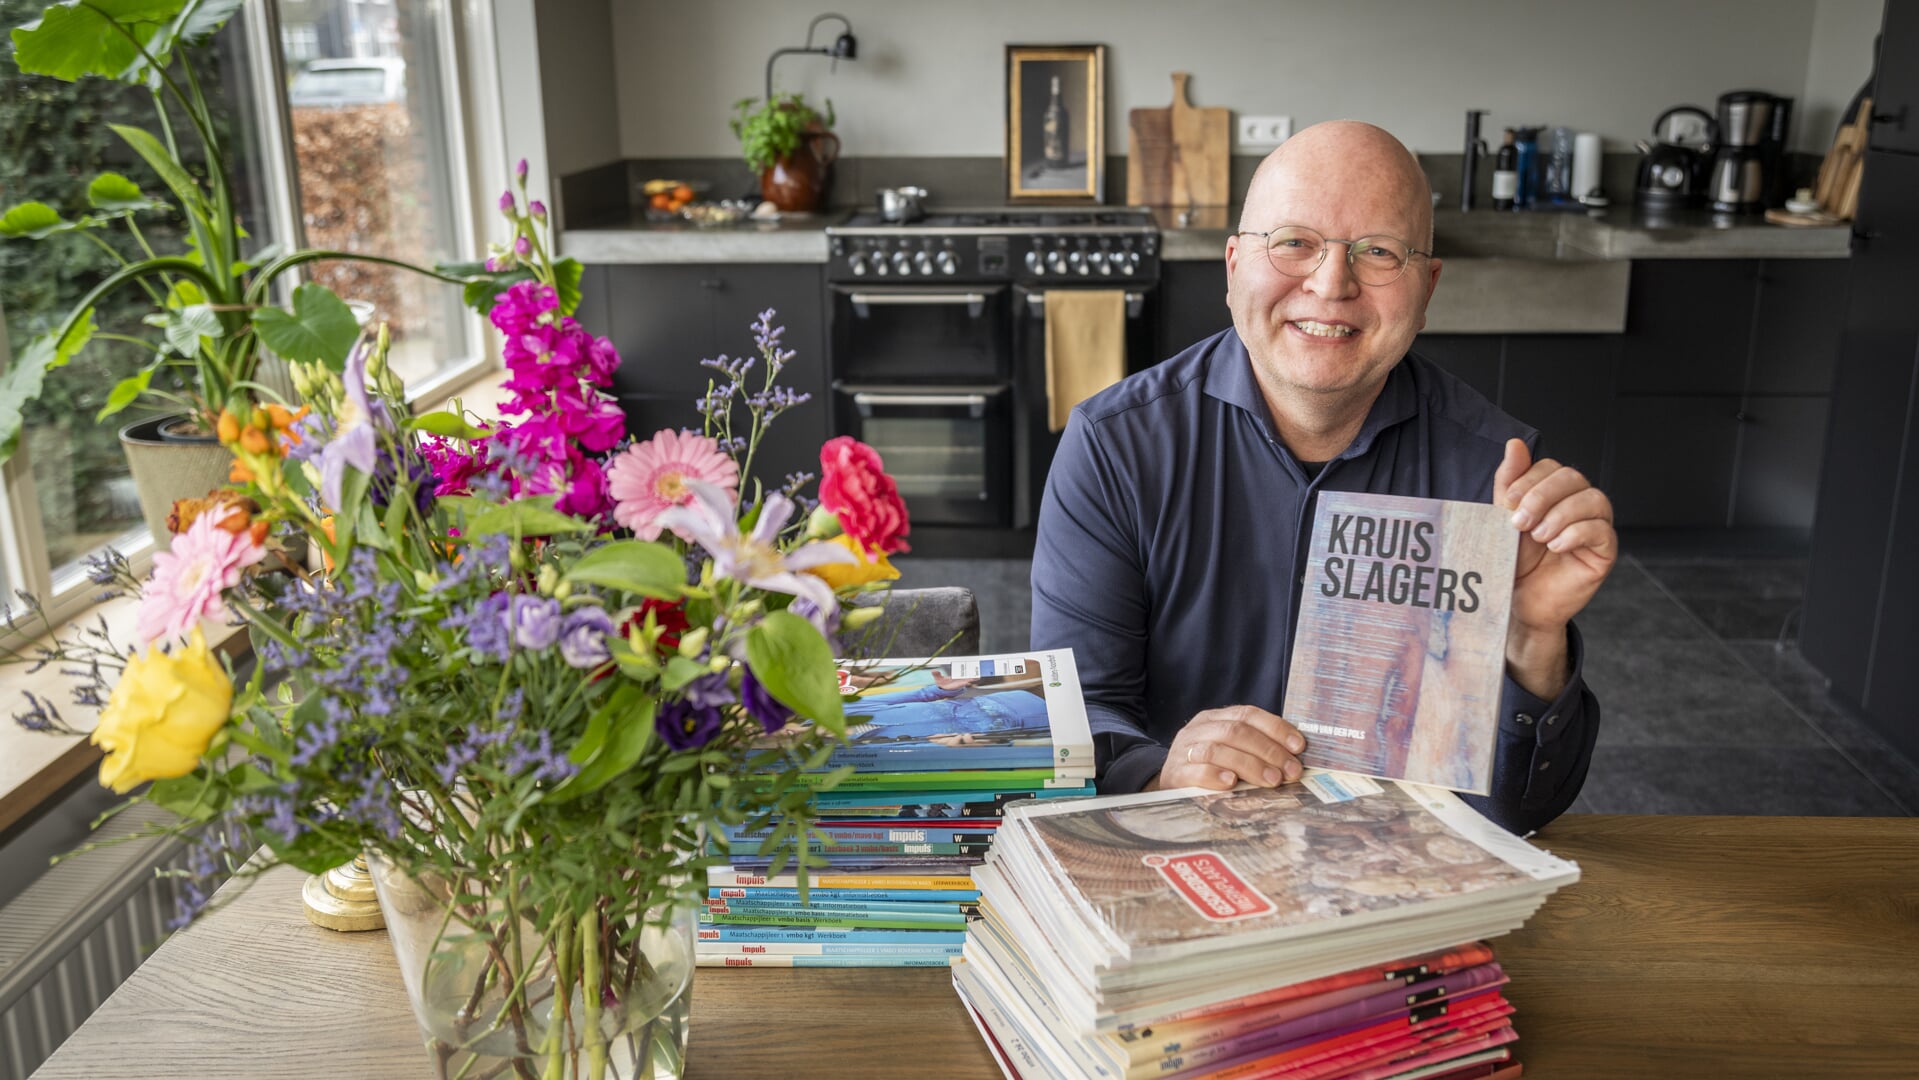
[805, 534, 901, 590]
[91, 628, 234, 794]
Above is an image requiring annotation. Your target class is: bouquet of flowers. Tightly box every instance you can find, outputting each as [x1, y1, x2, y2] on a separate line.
[8, 171, 913, 1080]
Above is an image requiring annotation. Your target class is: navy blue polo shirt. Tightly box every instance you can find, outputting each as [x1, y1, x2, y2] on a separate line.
[1031, 329, 1598, 836]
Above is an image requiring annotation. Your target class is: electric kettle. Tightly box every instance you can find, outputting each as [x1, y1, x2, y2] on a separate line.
[1634, 106, 1716, 210]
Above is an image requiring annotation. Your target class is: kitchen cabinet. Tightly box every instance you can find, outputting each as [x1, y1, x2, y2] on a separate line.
[1158, 259, 1230, 360]
[1502, 335, 1619, 482]
[578, 264, 830, 495]
[1609, 396, 1743, 528]
[1869, 0, 1919, 155]
[1410, 334, 1502, 404]
[1804, 148, 1919, 760]
[1619, 260, 1757, 396]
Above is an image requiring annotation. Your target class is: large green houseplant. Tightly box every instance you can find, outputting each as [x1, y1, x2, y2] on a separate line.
[0, 0, 465, 516]
[729, 91, 839, 213]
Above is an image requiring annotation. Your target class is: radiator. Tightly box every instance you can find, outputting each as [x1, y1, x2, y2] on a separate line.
[0, 803, 187, 1080]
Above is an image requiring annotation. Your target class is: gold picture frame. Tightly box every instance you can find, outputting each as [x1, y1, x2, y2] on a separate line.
[1005, 44, 1105, 203]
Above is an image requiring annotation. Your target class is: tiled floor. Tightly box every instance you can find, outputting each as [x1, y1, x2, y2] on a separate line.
[892, 551, 1919, 817]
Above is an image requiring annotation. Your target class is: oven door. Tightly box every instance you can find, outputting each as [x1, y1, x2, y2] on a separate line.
[830, 285, 1010, 382]
[832, 382, 1013, 528]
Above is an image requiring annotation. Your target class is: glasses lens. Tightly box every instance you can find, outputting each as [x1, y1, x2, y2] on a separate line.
[1264, 226, 1326, 276]
[1349, 237, 1412, 285]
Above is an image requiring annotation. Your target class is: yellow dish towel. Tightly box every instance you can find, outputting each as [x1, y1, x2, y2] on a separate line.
[1044, 289, 1127, 433]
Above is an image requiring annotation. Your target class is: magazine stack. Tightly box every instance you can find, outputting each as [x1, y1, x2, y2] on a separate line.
[954, 776, 1580, 1078]
[699, 651, 1097, 968]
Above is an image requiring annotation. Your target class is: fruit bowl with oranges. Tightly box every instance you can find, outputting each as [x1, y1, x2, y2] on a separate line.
[641, 178, 710, 219]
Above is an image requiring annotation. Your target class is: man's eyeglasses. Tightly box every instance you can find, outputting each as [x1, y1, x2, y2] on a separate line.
[1235, 225, 1432, 286]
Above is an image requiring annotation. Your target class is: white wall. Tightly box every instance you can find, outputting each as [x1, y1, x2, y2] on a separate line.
[1801, 0, 1884, 149]
[598, 0, 1881, 159]
[533, 0, 623, 174]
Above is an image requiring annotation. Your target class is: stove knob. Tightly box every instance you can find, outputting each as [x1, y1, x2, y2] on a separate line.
[1046, 248, 1067, 273]
[872, 254, 889, 277]
[892, 250, 913, 276]
[915, 250, 934, 275]
[1118, 251, 1138, 275]
[937, 250, 959, 275]
[1067, 250, 1087, 275]
[1025, 250, 1044, 275]
[849, 252, 870, 276]
[1089, 251, 1110, 275]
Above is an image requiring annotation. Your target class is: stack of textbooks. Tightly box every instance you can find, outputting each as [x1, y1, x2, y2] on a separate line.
[699, 652, 1097, 968]
[954, 776, 1579, 1079]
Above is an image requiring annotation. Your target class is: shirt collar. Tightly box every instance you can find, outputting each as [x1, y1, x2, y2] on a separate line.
[1203, 331, 1420, 461]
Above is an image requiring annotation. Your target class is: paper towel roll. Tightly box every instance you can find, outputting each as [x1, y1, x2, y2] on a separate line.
[1572, 133, 1603, 201]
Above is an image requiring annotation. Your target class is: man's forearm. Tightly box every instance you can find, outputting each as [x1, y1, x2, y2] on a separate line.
[1505, 624, 1570, 701]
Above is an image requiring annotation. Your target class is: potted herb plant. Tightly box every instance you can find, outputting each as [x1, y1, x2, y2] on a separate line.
[729, 91, 840, 213]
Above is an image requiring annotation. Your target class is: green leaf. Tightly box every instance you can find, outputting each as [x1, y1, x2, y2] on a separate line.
[608, 638, 660, 682]
[86, 171, 162, 211]
[109, 123, 205, 217]
[95, 356, 166, 420]
[0, 311, 96, 463]
[252, 283, 360, 369]
[270, 828, 359, 875]
[458, 267, 534, 316]
[10, 1, 182, 83]
[660, 656, 709, 693]
[444, 494, 594, 538]
[548, 691, 656, 802]
[411, 410, 490, 441]
[553, 258, 584, 316]
[563, 541, 687, 601]
[0, 202, 69, 239]
[163, 302, 222, 356]
[122, 0, 244, 88]
[745, 610, 845, 734]
[146, 773, 222, 822]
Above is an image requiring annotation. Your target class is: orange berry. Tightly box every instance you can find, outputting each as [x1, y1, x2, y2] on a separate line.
[217, 410, 241, 443]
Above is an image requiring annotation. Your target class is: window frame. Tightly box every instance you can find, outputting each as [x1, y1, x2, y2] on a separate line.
[0, 0, 505, 641]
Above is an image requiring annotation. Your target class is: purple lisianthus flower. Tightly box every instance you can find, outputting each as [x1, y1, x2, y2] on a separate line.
[559, 607, 614, 669]
[740, 666, 793, 734]
[514, 235, 532, 256]
[683, 670, 736, 709]
[516, 158, 529, 181]
[529, 200, 546, 220]
[319, 344, 381, 511]
[499, 189, 516, 214]
[657, 698, 723, 750]
[509, 594, 563, 650]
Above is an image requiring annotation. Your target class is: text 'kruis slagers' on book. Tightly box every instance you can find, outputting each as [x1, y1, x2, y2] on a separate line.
[1284, 492, 1519, 794]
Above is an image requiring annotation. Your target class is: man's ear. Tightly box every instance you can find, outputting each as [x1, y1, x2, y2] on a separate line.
[1416, 256, 1444, 332]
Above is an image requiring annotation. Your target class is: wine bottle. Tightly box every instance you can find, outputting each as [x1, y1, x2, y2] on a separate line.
[1492, 128, 1518, 211]
[1042, 75, 1069, 168]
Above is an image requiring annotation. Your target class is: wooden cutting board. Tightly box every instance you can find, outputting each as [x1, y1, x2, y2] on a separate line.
[1127, 73, 1230, 207]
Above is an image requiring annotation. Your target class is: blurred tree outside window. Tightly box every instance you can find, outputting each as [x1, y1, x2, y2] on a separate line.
[278, 0, 471, 388]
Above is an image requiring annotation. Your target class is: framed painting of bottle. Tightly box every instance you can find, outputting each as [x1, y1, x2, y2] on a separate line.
[1005, 44, 1106, 203]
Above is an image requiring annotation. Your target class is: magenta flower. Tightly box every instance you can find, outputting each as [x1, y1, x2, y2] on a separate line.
[515, 158, 529, 181]
[529, 200, 547, 220]
[137, 508, 268, 644]
[514, 235, 532, 256]
[606, 430, 741, 540]
[499, 189, 516, 215]
[489, 281, 558, 338]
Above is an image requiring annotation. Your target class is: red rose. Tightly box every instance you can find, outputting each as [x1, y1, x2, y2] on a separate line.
[622, 598, 690, 651]
[819, 436, 911, 555]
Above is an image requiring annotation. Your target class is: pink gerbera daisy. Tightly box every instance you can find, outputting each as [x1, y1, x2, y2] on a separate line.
[606, 429, 740, 540]
[137, 507, 268, 645]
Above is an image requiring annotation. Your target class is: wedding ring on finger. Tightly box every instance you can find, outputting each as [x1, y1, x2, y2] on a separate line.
[1186, 743, 1199, 764]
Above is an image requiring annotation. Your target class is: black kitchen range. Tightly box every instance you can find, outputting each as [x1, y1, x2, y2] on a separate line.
[823, 206, 1161, 531]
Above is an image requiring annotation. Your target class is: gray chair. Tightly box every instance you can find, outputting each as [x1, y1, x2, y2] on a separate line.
[839, 587, 981, 658]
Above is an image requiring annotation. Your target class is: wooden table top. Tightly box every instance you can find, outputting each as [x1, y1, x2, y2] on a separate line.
[31, 814, 1919, 1078]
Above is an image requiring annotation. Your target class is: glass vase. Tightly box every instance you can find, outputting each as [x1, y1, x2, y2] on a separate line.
[368, 853, 695, 1080]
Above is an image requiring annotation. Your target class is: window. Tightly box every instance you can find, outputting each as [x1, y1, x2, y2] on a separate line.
[1, 0, 500, 628]
[279, 0, 478, 389]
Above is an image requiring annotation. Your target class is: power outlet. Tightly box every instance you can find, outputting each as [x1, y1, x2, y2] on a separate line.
[1237, 114, 1293, 149]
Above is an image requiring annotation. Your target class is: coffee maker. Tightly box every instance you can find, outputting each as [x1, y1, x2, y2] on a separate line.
[1707, 90, 1791, 213]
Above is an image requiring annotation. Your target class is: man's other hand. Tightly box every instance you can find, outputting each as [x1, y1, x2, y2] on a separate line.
[1494, 438, 1617, 696]
[1152, 706, 1306, 791]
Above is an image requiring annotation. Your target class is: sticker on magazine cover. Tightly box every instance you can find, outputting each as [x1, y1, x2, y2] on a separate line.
[1302, 771, 1384, 804]
[1142, 850, 1276, 922]
[947, 658, 1026, 679]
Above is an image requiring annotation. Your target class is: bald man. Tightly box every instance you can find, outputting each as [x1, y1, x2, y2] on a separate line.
[1031, 121, 1614, 835]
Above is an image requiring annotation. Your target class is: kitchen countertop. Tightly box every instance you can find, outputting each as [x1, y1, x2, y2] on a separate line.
[561, 204, 1850, 265]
